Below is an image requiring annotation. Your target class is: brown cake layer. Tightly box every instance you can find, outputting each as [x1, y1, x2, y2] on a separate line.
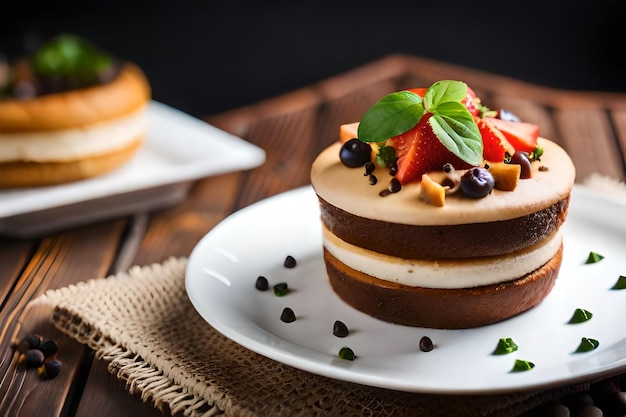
[324, 245, 563, 329]
[318, 196, 569, 260]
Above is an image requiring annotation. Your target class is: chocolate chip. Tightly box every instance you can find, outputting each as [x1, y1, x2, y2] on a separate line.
[255, 276, 269, 291]
[332, 320, 349, 338]
[280, 307, 296, 323]
[419, 336, 434, 352]
[284, 255, 297, 268]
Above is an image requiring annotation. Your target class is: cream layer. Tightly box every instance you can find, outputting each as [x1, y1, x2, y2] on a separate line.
[322, 225, 563, 289]
[0, 106, 147, 162]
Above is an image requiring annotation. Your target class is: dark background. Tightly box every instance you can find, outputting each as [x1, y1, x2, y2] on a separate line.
[2, 0, 625, 118]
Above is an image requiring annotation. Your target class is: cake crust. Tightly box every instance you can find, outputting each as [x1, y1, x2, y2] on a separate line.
[324, 245, 563, 329]
[0, 63, 150, 133]
[311, 139, 575, 225]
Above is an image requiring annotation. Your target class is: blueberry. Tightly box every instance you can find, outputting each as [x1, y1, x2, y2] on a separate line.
[17, 333, 41, 353]
[39, 339, 58, 358]
[38, 359, 63, 379]
[23, 349, 45, 368]
[498, 108, 521, 122]
[339, 139, 372, 168]
[460, 167, 495, 198]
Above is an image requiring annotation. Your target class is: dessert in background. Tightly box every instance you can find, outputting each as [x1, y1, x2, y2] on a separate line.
[0, 34, 151, 188]
[311, 81, 575, 329]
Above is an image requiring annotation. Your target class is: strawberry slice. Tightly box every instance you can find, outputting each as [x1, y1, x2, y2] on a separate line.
[390, 113, 471, 184]
[407, 87, 428, 97]
[474, 116, 515, 162]
[484, 117, 539, 153]
[462, 87, 480, 116]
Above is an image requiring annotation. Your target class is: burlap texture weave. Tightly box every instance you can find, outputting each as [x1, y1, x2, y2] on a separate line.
[35, 256, 592, 417]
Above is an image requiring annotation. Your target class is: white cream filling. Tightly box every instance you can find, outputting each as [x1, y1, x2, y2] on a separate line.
[322, 226, 563, 289]
[0, 107, 147, 162]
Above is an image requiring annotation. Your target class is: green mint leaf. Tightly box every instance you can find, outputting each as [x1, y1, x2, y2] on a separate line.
[575, 337, 600, 353]
[585, 251, 604, 264]
[428, 102, 483, 165]
[357, 91, 424, 142]
[492, 337, 519, 355]
[424, 80, 468, 112]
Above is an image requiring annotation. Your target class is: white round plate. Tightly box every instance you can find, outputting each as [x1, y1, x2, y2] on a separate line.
[186, 185, 626, 394]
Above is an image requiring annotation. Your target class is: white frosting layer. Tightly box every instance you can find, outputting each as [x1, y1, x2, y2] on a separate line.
[311, 138, 576, 225]
[0, 107, 147, 162]
[323, 225, 563, 289]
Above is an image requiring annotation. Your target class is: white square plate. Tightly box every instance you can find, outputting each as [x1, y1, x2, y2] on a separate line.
[0, 101, 266, 238]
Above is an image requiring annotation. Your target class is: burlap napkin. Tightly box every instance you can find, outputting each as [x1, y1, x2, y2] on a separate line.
[34, 174, 626, 417]
[36, 257, 593, 417]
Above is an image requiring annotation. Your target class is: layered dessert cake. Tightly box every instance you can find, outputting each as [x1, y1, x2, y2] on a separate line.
[0, 34, 150, 187]
[311, 81, 575, 329]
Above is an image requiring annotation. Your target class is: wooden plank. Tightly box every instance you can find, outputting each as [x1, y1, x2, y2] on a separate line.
[609, 109, 626, 179]
[75, 358, 163, 417]
[553, 108, 624, 182]
[72, 173, 246, 417]
[0, 221, 126, 417]
[132, 173, 243, 266]
[0, 239, 34, 305]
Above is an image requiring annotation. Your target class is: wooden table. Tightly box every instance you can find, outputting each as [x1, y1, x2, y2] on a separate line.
[1, 54, 625, 417]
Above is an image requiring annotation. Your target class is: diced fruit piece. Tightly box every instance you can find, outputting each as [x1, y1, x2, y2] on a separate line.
[420, 173, 446, 207]
[460, 167, 495, 198]
[474, 116, 515, 162]
[508, 150, 532, 178]
[389, 113, 471, 184]
[339, 138, 372, 168]
[339, 122, 359, 143]
[484, 117, 539, 153]
[487, 162, 521, 191]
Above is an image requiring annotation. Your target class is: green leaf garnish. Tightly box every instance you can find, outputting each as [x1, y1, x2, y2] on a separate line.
[492, 337, 519, 355]
[511, 359, 535, 372]
[585, 251, 604, 264]
[611, 275, 626, 290]
[357, 91, 424, 142]
[375, 145, 397, 167]
[424, 80, 468, 111]
[575, 337, 599, 353]
[428, 102, 483, 165]
[338, 347, 356, 361]
[31, 34, 112, 82]
[568, 308, 593, 324]
[357, 80, 482, 165]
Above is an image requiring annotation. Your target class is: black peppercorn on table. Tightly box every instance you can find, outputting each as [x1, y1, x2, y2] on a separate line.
[1, 54, 625, 417]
